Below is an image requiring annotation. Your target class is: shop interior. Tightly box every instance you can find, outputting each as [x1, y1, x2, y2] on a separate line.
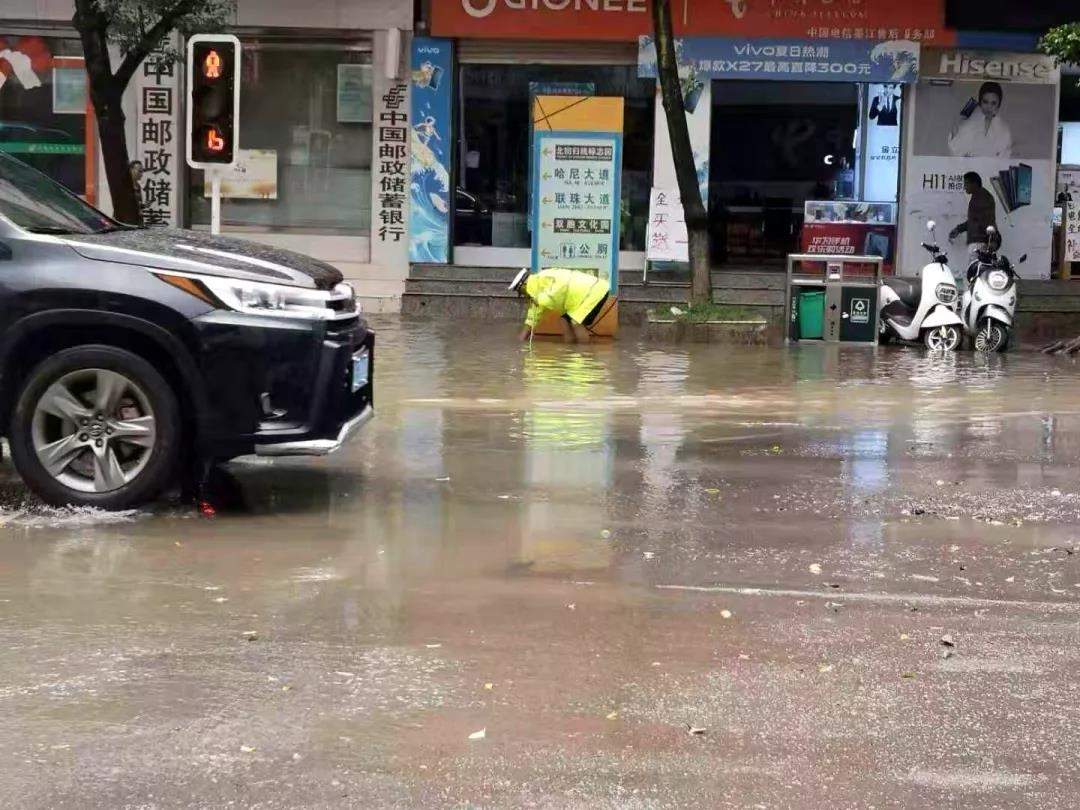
[708, 79, 899, 268]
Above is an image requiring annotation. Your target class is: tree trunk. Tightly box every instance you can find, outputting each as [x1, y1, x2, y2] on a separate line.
[73, 5, 143, 225]
[651, 0, 711, 307]
[96, 93, 142, 225]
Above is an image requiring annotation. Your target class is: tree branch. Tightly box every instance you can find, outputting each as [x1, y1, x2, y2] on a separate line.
[113, 0, 201, 90]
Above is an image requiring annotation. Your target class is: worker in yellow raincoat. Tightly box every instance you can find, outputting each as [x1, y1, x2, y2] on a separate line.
[509, 267, 610, 343]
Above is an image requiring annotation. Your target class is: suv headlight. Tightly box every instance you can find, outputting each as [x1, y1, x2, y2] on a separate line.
[157, 273, 353, 320]
[987, 270, 1009, 291]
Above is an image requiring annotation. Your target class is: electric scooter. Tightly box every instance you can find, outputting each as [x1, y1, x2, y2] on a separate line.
[960, 226, 1023, 353]
[878, 221, 965, 351]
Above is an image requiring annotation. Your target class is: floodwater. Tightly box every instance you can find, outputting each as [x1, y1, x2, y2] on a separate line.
[3, 316, 1080, 807]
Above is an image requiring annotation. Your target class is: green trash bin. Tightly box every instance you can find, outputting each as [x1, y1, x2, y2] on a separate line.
[798, 290, 825, 340]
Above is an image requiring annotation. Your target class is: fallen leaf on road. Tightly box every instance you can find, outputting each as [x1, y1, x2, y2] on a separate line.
[809, 563, 822, 575]
[738, 654, 750, 660]
[1005, 576, 1015, 583]
[242, 631, 258, 641]
[720, 609, 733, 619]
[468, 729, 486, 741]
[900, 634, 910, 641]
[241, 746, 256, 753]
[484, 683, 494, 690]
[818, 664, 834, 673]
[901, 672, 917, 679]
[606, 711, 619, 720]
[940, 635, 956, 648]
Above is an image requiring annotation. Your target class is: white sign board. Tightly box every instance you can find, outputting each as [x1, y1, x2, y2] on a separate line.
[646, 187, 688, 262]
[202, 149, 278, 199]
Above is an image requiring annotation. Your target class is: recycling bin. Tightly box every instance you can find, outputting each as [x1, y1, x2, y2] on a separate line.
[785, 255, 883, 345]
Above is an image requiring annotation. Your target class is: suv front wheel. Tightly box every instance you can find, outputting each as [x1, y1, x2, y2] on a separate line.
[9, 346, 181, 509]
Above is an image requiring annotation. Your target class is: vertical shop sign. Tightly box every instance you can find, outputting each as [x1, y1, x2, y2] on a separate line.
[408, 37, 453, 264]
[901, 49, 1059, 279]
[374, 82, 409, 244]
[646, 188, 688, 262]
[1066, 203, 1080, 264]
[134, 39, 179, 227]
[531, 96, 624, 293]
[533, 134, 622, 291]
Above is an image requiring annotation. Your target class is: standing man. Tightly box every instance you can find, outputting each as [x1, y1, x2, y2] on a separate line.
[510, 267, 610, 344]
[949, 171, 997, 252]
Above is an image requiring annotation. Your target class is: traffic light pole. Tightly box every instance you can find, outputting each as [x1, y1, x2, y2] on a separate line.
[209, 170, 222, 235]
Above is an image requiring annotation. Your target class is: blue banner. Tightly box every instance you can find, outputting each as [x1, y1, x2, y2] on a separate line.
[639, 36, 920, 84]
[409, 37, 453, 264]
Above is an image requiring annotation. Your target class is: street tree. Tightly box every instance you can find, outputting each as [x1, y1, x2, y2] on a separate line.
[1040, 22, 1080, 75]
[72, 0, 233, 225]
[650, 0, 711, 306]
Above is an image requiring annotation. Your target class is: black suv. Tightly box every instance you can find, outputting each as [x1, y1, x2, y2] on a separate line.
[0, 153, 373, 508]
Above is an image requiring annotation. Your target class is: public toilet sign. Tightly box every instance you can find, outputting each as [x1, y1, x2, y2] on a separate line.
[532, 131, 622, 290]
[638, 36, 921, 83]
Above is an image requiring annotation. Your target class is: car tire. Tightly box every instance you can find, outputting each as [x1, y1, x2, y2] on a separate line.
[9, 346, 181, 509]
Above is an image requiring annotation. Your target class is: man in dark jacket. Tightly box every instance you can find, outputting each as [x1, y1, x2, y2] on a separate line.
[949, 171, 997, 248]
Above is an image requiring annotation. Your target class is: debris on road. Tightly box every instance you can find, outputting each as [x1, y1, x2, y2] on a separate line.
[809, 563, 822, 575]
[720, 609, 733, 619]
[468, 729, 486, 741]
[686, 724, 706, 735]
[242, 631, 258, 642]
[940, 635, 956, 648]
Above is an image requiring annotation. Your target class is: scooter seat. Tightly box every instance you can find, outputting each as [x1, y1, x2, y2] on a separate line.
[884, 277, 922, 308]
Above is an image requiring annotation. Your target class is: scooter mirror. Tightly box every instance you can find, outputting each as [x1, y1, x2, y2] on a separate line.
[986, 225, 997, 235]
[926, 220, 936, 231]
[1018, 254, 1028, 263]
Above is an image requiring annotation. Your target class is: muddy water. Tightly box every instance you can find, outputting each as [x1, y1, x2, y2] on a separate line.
[2, 316, 1080, 807]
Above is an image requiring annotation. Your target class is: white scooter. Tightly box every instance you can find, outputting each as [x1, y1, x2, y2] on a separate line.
[878, 221, 965, 351]
[960, 226, 1023, 353]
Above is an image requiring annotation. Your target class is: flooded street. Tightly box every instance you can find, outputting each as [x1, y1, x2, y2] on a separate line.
[4, 315, 1080, 807]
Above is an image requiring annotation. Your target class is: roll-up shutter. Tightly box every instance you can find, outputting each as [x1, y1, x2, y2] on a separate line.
[457, 39, 637, 66]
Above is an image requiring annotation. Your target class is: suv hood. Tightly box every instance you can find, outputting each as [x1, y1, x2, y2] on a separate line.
[61, 228, 344, 290]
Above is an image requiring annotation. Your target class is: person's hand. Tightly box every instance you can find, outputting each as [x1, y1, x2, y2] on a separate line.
[948, 227, 960, 242]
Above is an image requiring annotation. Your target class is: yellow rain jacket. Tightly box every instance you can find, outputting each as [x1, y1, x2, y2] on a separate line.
[523, 268, 608, 329]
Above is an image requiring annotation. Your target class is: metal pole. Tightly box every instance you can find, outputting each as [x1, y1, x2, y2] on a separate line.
[210, 171, 222, 235]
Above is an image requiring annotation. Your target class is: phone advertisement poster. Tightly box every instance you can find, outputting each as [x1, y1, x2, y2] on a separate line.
[900, 48, 1059, 279]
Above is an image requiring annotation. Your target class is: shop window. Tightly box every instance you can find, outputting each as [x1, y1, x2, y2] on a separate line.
[187, 40, 372, 234]
[0, 36, 88, 196]
[456, 64, 654, 252]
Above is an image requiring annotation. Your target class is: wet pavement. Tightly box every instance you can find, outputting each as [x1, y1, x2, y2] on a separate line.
[3, 316, 1080, 807]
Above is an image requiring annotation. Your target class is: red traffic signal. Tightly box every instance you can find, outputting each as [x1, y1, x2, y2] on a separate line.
[186, 36, 239, 168]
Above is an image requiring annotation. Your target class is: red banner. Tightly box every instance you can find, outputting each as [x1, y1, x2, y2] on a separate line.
[434, 0, 949, 43]
[801, 221, 896, 274]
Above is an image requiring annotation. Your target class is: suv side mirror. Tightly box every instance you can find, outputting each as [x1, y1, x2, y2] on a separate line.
[1018, 254, 1027, 264]
[926, 220, 936, 232]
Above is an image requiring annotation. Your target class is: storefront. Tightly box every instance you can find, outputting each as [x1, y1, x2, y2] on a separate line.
[423, 0, 953, 276]
[5, 1, 413, 309]
[0, 27, 95, 203]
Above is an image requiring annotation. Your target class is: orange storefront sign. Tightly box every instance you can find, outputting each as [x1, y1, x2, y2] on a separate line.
[433, 0, 950, 43]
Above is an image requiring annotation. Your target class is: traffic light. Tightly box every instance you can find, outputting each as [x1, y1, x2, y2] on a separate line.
[185, 34, 240, 168]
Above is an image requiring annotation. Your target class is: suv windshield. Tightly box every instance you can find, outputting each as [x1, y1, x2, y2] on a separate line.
[0, 153, 120, 235]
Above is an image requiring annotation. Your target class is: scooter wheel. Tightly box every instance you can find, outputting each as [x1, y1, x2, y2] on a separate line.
[973, 321, 1007, 353]
[924, 324, 962, 352]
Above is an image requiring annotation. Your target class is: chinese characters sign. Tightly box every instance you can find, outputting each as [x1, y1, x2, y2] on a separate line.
[134, 40, 179, 226]
[374, 83, 409, 245]
[532, 132, 622, 291]
[639, 37, 921, 84]
[646, 188, 688, 263]
[1066, 203, 1080, 263]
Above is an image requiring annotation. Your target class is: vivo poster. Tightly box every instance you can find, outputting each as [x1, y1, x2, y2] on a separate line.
[532, 132, 622, 292]
[901, 48, 1060, 279]
[639, 36, 920, 84]
[409, 37, 453, 264]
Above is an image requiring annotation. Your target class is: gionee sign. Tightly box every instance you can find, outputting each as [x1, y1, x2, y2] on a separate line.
[434, 0, 949, 42]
